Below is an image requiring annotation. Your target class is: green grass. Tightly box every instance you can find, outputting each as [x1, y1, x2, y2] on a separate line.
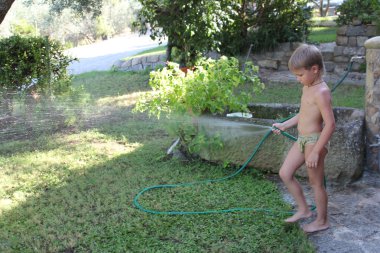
[253, 83, 365, 109]
[311, 15, 338, 23]
[0, 71, 316, 252]
[123, 45, 167, 61]
[308, 26, 337, 43]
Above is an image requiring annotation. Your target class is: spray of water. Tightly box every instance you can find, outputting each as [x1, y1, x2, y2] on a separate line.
[0, 90, 271, 146]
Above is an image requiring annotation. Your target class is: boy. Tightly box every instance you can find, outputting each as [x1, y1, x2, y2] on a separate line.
[272, 44, 335, 233]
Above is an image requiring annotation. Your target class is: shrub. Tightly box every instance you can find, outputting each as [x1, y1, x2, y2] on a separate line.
[336, 0, 380, 26]
[0, 35, 75, 94]
[220, 0, 311, 55]
[134, 56, 264, 118]
[0, 35, 76, 115]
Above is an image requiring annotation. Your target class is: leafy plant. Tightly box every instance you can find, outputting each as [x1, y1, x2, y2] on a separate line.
[0, 35, 75, 95]
[220, 0, 311, 55]
[336, 0, 380, 26]
[134, 0, 237, 66]
[134, 56, 264, 118]
[0, 35, 75, 116]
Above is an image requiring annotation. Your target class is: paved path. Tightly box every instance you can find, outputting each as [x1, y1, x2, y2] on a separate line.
[65, 33, 166, 75]
[272, 170, 380, 253]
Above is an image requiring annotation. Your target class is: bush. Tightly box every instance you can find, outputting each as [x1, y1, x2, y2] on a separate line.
[0, 35, 76, 116]
[336, 0, 380, 26]
[0, 36, 75, 95]
[220, 0, 311, 55]
[134, 56, 264, 118]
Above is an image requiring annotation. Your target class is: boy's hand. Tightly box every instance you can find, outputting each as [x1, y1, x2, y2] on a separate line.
[306, 151, 319, 169]
[272, 123, 286, 135]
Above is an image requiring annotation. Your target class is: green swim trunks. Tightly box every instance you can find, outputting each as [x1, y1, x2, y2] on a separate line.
[297, 133, 326, 153]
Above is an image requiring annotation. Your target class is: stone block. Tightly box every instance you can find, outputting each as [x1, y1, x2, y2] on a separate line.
[323, 51, 334, 61]
[258, 60, 279, 70]
[343, 47, 359, 56]
[121, 59, 132, 68]
[348, 37, 357, 47]
[146, 54, 160, 63]
[336, 36, 348, 46]
[277, 42, 291, 51]
[252, 53, 266, 61]
[337, 25, 348, 36]
[273, 51, 285, 61]
[334, 46, 344, 56]
[366, 25, 378, 37]
[132, 57, 142, 65]
[357, 36, 369, 47]
[130, 64, 143, 71]
[324, 61, 335, 72]
[334, 56, 350, 63]
[358, 47, 366, 55]
[193, 104, 365, 185]
[347, 25, 366, 36]
[278, 64, 289, 71]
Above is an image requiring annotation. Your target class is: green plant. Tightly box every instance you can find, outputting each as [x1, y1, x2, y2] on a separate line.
[134, 0, 237, 66]
[336, 0, 380, 26]
[0, 35, 75, 115]
[0, 36, 74, 93]
[220, 0, 311, 55]
[134, 56, 264, 118]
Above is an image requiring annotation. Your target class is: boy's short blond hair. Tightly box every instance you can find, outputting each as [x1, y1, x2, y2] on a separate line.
[288, 44, 325, 75]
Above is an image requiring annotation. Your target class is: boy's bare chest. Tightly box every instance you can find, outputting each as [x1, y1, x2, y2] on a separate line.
[301, 93, 315, 106]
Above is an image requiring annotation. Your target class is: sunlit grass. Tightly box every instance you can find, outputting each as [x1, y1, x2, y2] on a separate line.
[122, 45, 167, 61]
[308, 26, 337, 43]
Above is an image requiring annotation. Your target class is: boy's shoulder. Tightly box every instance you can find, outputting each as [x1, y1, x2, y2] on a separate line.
[314, 85, 332, 105]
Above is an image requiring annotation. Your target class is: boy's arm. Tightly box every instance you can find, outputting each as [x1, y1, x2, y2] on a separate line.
[272, 114, 299, 133]
[313, 89, 336, 154]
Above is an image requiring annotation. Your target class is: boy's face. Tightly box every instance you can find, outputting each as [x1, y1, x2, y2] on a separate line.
[291, 65, 320, 87]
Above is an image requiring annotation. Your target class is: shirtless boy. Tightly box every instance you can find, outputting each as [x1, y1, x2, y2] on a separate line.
[272, 44, 336, 233]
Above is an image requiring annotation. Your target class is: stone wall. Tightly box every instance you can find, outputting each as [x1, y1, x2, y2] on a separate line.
[113, 54, 167, 71]
[250, 23, 377, 78]
[335, 23, 377, 72]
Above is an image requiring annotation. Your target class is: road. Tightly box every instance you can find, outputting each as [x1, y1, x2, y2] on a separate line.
[65, 33, 166, 75]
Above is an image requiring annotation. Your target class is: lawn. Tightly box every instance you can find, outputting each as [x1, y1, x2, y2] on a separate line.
[0, 71, 320, 252]
[308, 26, 337, 43]
[253, 83, 364, 109]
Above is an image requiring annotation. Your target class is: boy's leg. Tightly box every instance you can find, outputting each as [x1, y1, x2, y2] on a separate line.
[303, 145, 330, 232]
[279, 142, 312, 222]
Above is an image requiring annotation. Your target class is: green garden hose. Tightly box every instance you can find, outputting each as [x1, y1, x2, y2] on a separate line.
[133, 59, 355, 215]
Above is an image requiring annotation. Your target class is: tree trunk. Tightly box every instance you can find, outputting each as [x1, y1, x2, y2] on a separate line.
[324, 0, 330, 17]
[166, 37, 172, 62]
[0, 0, 16, 24]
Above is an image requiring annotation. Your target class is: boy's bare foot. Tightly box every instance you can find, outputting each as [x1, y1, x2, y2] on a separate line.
[285, 211, 312, 223]
[302, 220, 330, 233]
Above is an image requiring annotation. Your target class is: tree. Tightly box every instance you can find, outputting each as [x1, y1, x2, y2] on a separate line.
[310, 0, 330, 17]
[134, 0, 237, 67]
[0, 0, 16, 24]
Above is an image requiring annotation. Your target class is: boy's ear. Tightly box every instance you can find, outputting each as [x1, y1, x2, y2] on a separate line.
[311, 65, 320, 73]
